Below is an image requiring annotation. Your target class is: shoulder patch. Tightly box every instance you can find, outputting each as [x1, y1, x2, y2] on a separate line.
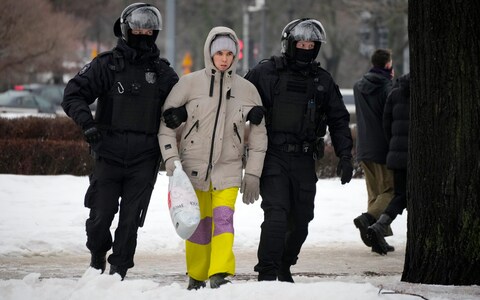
[78, 63, 91, 75]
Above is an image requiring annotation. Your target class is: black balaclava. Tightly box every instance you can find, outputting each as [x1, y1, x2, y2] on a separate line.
[126, 30, 159, 52]
[292, 42, 320, 71]
[295, 48, 316, 63]
[291, 42, 321, 70]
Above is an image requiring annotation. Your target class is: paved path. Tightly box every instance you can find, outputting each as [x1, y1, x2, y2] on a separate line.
[3, 245, 480, 299]
[0, 244, 405, 283]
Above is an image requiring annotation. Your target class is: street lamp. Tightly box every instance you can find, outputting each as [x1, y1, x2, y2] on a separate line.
[242, 0, 266, 73]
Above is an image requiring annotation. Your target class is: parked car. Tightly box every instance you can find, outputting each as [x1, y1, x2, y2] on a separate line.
[14, 83, 97, 114]
[14, 83, 66, 107]
[0, 90, 57, 115]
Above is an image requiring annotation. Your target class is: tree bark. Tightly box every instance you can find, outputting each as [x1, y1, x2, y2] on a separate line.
[403, 0, 480, 284]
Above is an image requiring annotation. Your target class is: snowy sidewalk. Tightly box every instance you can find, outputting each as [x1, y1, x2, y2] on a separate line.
[0, 244, 406, 283]
[2, 175, 479, 299]
[3, 245, 479, 300]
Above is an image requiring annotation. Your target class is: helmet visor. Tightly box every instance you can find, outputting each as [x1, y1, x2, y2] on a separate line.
[290, 20, 326, 43]
[127, 6, 162, 31]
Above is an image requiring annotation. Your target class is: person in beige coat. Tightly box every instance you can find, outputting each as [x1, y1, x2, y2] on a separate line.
[158, 26, 267, 290]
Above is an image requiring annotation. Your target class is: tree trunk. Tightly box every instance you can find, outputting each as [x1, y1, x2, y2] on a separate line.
[403, 0, 480, 284]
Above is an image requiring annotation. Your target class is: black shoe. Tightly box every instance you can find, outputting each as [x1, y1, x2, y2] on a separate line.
[367, 227, 395, 255]
[109, 265, 128, 280]
[258, 273, 276, 281]
[187, 277, 206, 290]
[209, 273, 231, 289]
[353, 213, 376, 247]
[277, 265, 294, 283]
[90, 252, 106, 273]
[367, 214, 395, 255]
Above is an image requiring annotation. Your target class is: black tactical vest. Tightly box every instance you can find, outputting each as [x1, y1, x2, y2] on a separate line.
[95, 52, 166, 134]
[270, 58, 317, 140]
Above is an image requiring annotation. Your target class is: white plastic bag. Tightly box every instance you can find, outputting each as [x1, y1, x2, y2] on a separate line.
[168, 161, 200, 239]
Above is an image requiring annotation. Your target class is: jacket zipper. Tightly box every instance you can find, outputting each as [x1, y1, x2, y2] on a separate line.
[206, 71, 224, 181]
[233, 123, 242, 143]
[184, 120, 199, 140]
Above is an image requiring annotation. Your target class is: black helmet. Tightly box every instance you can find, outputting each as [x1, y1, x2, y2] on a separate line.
[281, 18, 327, 60]
[113, 3, 162, 41]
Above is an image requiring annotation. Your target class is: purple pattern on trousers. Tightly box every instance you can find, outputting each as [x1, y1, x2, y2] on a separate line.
[188, 217, 212, 245]
[213, 206, 234, 236]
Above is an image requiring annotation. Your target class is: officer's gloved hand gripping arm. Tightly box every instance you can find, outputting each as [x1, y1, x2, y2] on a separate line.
[246, 106, 266, 125]
[163, 106, 187, 129]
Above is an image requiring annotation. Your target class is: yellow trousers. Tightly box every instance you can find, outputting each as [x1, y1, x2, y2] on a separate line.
[185, 186, 237, 281]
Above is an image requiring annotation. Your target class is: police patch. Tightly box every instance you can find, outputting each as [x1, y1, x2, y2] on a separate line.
[145, 72, 157, 84]
[78, 63, 91, 75]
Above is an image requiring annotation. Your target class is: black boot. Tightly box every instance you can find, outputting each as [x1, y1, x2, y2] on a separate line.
[109, 265, 128, 280]
[258, 273, 276, 281]
[209, 273, 231, 289]
[353, 213, 376, 247]
[367, 214, 394, 255]
[277, 264, 294, 283]
[90, 252, 106, 273]
[187, 276, 206, 290]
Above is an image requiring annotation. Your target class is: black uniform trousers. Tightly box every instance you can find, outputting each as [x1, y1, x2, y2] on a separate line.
[84, 155, 158, 269]
[384, 169, 407, 220]
[254, 148, 317, 278]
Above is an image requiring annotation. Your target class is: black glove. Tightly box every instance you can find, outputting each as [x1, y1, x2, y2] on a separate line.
[163, 106, 187, 129]
[336, 156, 353, 184]
[246, 106, 266, 125]
[83, 126, 102, 145]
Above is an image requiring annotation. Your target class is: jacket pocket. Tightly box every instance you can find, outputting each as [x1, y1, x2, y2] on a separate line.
[231, 122, 245, 159]
[183, 119, 199, 140]
[180, 119, 202, 158]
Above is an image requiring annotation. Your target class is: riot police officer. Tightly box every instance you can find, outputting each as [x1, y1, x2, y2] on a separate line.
[245, 18, 353, 282]
[62, 2, 178, 279]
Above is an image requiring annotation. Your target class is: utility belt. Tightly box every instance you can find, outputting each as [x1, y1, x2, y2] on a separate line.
[271, 142, 313, 153]
[270, 137, 324, 159]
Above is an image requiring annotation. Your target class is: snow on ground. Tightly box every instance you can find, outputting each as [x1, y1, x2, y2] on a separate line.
[0, 174, 478, 300]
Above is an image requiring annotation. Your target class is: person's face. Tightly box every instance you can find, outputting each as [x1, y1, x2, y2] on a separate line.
[385, 60, 393, 69]
[131, 28, 154, 36]
[212, 50, 234, 72]
[296, 40, 315, 50]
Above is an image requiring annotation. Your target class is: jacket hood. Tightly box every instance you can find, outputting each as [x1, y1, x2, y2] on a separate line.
[204, 26, 239, 75]
[357, 72, 391, 95]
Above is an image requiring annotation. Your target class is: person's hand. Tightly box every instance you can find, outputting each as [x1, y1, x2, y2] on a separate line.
[163, 106, 187, 129]
[246, 106, 266, 125]
[336, 156, 353, 184]
[240, 173, 260, 204]
[165, 158, 180, 176]
[83, 126, 102, 145]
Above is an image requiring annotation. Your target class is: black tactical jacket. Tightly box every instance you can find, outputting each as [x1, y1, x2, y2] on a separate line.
[62, 39, 179, 165]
